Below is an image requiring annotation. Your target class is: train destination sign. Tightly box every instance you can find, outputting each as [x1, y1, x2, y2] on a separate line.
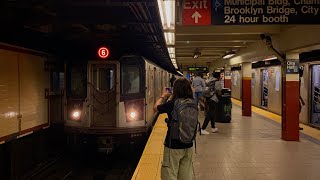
[210, 0, 320, 25]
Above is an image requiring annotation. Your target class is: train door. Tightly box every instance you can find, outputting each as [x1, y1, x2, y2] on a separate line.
[311, 65, 320, 127]
[261, 69, 269, 108]
[88, 61, 118, 127]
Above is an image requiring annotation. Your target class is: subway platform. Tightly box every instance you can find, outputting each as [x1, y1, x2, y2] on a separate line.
[132, 99, 320, 180]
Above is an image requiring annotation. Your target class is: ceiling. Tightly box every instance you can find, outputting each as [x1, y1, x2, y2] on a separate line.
[0, 0, 176, 72]
[175, 25, 288, 69]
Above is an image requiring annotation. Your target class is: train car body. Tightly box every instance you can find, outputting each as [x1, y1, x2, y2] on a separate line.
[64, 55, 171, 153]
[0, 45, 50, 144]
[230, 63, 282, 115]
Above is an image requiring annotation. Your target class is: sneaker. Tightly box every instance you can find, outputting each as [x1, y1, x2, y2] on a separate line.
[200, 129, 210, 135]
[211, 128, 218, 133]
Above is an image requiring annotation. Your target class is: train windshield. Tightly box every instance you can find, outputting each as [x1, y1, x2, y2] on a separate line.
[121, 65, 140, 95]
[67, 64, 87, 98]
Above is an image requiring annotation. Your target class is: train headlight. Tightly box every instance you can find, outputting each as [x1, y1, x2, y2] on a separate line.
[71, 110, 81, 120]
[130, 111, 137, 119]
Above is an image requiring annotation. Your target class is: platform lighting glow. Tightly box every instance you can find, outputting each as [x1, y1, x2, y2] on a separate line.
[177, 71, 183, 76]
[3, 111, 18, 118]
[169, 53, 175, 59]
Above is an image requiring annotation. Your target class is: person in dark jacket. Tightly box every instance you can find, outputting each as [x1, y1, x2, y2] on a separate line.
[153, 78, 194, 180]
[169, 75, 176, 88]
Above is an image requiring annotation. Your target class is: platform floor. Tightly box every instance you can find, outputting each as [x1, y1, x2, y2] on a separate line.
[132, 101, 320, 180]
[194, 104, 320, 180]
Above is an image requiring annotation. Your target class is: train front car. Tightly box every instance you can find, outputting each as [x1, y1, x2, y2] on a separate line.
[64, 57, 148, 153]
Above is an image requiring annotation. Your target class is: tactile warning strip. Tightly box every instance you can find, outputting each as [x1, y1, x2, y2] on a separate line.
[231, 98, 320, 141]
[131, 114, 168, 180]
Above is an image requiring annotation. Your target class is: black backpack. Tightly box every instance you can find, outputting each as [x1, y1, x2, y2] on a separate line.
[169, 98, 199, 144]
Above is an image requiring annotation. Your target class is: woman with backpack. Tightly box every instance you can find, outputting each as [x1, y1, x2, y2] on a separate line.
[153, 78, 197, 180]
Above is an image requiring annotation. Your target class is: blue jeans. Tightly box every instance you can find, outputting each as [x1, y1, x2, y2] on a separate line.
[194, 92, 202, 106]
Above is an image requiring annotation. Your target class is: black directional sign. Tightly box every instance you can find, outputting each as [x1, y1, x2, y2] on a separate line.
[211, 0, 320, 24]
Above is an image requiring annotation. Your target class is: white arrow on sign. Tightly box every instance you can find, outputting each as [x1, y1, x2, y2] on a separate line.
[191, 11, 202, 23]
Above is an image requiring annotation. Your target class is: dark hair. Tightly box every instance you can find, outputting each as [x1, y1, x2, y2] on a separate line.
[213, 72, 220, 79]
[173, 78, 193, 99]
[197, 72, 202, 77]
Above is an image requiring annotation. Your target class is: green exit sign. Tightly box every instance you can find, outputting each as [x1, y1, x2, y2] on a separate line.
[188, 67, 208, 71]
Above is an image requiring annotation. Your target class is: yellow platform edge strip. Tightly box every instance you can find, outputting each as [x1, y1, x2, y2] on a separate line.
[131, 114, 168, 180]
[231, 98, 320, 141]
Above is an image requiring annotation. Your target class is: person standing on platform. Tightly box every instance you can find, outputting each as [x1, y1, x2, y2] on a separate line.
[169, 75, 176, 88]
[201, 72, 222, 135]
[153, 78, 196, 180]
[192, 73, 205, 106]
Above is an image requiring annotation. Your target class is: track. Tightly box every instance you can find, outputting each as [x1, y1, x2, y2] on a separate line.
[22, 142, 145, 180]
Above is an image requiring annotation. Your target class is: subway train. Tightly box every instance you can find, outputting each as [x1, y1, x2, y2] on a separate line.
[230, 59, 282, 115]
[229, 54, 320, 129]
[64, 55, 173, 153]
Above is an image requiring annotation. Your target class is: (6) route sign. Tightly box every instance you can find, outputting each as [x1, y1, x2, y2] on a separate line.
[98, 47, 109, 59]
[182, 0, 211, 25]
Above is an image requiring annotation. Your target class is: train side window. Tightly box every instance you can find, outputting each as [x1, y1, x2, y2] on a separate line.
[121, 65, 140, 94]
[68, 65, 87, 98]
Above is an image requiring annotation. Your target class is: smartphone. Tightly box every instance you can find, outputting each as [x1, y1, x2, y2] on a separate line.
[165, 87, 172, 93]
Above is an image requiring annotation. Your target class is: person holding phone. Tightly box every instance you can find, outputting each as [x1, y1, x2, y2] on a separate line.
[153, 78, 195, 180]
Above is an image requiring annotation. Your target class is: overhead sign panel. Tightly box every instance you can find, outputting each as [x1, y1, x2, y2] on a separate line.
[188, 67, 208, 71]
[182, 0, 212, 25]
[211, 0, 320, 24]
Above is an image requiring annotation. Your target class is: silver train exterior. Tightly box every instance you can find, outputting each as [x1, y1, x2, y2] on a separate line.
[231, 65, 282, 115]
[63, 55, 172, 152]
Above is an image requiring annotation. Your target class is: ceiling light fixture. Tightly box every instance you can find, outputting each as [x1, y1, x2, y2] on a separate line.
[223, 51, 236, 59]
[263, 56, 277, 61]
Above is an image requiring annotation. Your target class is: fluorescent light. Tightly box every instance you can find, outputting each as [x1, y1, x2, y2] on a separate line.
[263, 56, 277, 61]
[164, 32, 175, 45]
[157, 0, 175, 30]
[168, 47, 175, 54]
[223, 54, 235, 59]
[157, 0, 176, 68]
[177, 71, 183, 75]
[223, 52, 236, 59]
[157, 0, 165, 27]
